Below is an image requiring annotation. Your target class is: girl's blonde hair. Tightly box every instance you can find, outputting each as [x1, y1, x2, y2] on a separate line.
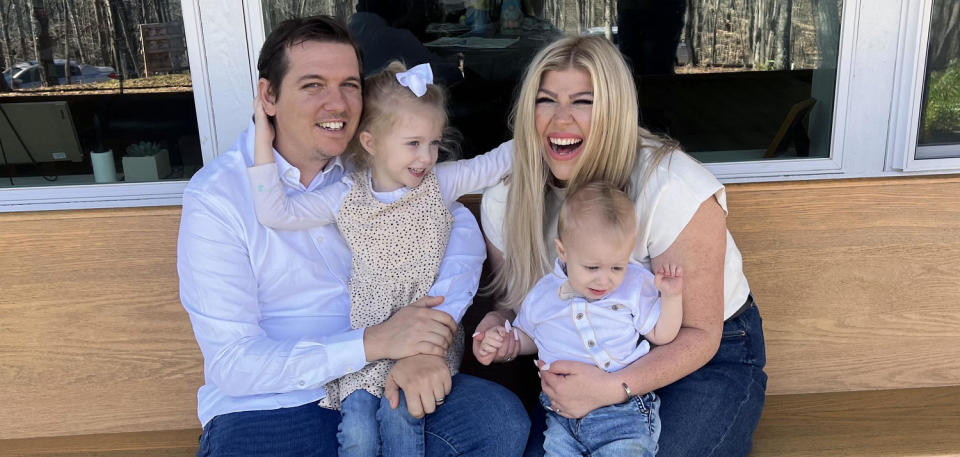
[348, 61, 454, 168]
[491, 36, 676, 311]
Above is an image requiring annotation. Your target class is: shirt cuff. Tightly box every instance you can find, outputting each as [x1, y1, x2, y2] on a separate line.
[301, 328, 367, 388]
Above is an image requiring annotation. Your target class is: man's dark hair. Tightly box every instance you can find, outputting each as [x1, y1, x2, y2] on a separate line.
[257, 15, 363, 99]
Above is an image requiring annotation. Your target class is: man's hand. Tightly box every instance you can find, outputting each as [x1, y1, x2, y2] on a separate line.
[383, 354, 452, 418]
[364, 296, 458, 361]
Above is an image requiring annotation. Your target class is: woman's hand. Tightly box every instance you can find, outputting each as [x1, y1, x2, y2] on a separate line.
[538, 359, 623, 419]
[472, 310, 520, 364]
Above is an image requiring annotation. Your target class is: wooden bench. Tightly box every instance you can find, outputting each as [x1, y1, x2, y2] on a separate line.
[2, 176, 959, 456]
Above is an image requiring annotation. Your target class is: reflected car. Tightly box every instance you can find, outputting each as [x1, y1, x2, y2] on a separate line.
[3, 60, 117, 89]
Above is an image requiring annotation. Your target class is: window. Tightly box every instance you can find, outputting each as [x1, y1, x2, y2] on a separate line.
[260, 0, 842, 165]
[916, 0, 960, 160]
[0, 1, 202, 194]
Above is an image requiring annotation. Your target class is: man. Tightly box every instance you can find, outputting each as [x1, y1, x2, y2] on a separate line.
[178, 16, 528, 456]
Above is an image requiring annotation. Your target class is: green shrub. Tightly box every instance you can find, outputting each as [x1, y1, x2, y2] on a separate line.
[921, 58, 960, 142]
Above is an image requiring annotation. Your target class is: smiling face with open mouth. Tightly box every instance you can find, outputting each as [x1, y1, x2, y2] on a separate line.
[264, 41, 362, 173]
[534, 67, 594, 183]
[361, 104, 445, 193]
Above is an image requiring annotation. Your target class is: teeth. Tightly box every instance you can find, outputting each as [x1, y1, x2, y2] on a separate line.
[549, 137, 582, 146]
[409, 168, 425, 173]
[318, 121, 344, 130]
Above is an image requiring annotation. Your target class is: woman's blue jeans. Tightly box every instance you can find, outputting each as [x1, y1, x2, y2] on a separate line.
[525, 304, 767, 457]
[198, 373, 530, 457]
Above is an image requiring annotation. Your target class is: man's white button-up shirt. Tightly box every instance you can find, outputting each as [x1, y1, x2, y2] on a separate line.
[178, 122, 486, 426]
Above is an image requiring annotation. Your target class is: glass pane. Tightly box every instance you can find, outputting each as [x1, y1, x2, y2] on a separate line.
[917, 0, 960, 158]
[0, 1, 202, 189]
[261, 0, 841, 162]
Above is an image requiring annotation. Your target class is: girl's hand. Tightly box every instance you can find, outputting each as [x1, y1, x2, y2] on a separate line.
[472, 310, 520, 364]
[253, 94, 276, 166]
[538, 359, 623, 419]
[654, 263, 684, 298]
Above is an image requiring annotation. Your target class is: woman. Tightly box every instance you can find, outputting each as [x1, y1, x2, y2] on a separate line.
[474, 36, 767, 456]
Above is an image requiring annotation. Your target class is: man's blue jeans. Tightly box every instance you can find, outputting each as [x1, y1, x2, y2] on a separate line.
[198, 373, 530, 457]
[524, 304, 767, 457]
[337, 389, 425, 457]
[540, 391, 660, 457]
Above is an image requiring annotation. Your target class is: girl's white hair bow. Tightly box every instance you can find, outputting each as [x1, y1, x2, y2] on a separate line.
[396, 63, 434, 97]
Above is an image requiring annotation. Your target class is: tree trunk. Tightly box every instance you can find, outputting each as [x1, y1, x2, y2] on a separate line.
[101, 0, 121, 77]
[112, 0, 142, 78]
[928, 0, 960, 71]
[691, 0, 704, 66]
[15, 0, 32, 61]
[711, 0, 720, 65]
[65, 0, 84, 62]
[30, 0, 57, 87]
[778, 0, 792, 69]
[0, 0, 13, 70]
[62, 0, 70, 83]
[94, 0, 113, 66]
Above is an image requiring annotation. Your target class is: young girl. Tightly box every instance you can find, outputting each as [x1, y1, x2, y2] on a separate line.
[475, 182, 683, 457]
[247, 62, 511, 457]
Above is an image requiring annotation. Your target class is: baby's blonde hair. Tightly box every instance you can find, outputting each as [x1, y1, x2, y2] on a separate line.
[348, 61, 453, 168]
[557, 181, 637, 243]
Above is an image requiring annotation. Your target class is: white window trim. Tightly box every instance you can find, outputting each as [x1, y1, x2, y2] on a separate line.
[0, 0, 251, 213]
[887, 0, 960, 172]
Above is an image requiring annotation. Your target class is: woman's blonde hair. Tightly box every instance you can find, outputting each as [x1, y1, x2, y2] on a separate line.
[347, 61, 455, 168]
[490, 35, 676, 311]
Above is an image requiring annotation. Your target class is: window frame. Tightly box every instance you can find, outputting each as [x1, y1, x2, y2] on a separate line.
[0, 0, 247, 212]
[887, 0, 960, 172]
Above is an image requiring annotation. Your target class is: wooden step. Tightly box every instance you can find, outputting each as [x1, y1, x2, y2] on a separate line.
[0, 429, 200, 457]
[752, 386, 960, 456]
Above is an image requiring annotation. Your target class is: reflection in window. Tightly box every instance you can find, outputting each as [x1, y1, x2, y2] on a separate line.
[0, 1, 202, 188]
[261, 0, 841, 163]
[917, 0, 960, 158]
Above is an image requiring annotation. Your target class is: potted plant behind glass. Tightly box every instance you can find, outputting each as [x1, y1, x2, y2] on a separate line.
[122, 141, 171, 182]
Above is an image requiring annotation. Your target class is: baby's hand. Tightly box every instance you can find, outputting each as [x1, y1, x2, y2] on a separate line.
[252, 94, 276, 165]
[654, 264, 684, 298]
[472, 326, 507, 366]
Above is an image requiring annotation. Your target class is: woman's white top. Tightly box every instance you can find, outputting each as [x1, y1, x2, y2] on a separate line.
[514, 260, 661, 372]
[481, 139, 750, 320]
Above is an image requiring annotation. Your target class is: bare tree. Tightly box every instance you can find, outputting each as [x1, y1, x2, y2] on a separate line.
[0, 0, 14, 69]
[928, 0, 959, 71]
[30, 0, 57, 86]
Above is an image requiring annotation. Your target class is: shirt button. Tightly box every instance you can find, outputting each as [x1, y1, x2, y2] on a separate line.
[576, 313, 584, 320]
[316, 236, 323, 243]
[604, 361, 611, 368]
[588, 340, 595, 347]
[298, 380, 306, 387]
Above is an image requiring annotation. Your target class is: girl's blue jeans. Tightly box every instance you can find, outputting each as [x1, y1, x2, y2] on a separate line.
[337, 389, 423, 457]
